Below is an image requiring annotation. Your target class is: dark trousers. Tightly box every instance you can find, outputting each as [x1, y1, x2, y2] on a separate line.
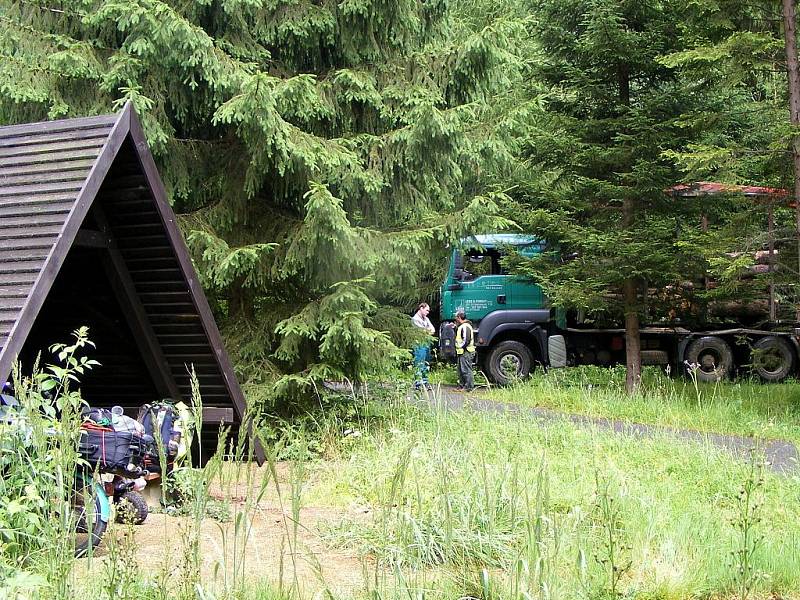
[457, 351, 474, 390]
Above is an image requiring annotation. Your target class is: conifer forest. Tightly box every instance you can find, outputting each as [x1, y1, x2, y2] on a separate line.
[7, 2, 800, 600]
[5, 0, 800, 397]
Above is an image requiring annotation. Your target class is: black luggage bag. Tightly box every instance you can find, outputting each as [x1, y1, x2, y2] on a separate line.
[439, 322, 457, 360]
[136, 401, 183, 474]
[78, 426, 152, 476]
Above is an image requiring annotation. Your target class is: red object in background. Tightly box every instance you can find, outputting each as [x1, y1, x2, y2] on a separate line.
[666, 181, 790, 204]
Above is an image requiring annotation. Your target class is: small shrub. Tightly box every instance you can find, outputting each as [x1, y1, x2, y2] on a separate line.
[0, 327, 98, 592]
[591, 473, 632, 599]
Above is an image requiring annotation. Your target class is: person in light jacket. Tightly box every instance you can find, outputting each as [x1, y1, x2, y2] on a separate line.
[411, 302, 435, 390]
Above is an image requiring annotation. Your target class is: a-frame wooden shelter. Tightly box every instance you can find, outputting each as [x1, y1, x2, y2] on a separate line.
[0, 104, 248, 438]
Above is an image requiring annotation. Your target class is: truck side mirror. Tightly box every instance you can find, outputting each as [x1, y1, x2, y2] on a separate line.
[447, 283, 463, 291]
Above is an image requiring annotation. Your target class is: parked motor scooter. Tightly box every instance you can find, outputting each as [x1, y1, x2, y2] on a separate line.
[106, 474, 149, 525]
[1, 383, 112, 557]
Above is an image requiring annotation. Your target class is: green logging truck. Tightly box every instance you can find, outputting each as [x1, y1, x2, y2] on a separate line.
[438, 184, 800, 384]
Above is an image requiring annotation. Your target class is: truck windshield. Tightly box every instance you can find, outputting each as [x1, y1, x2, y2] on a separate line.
[453, 250, 503, 281]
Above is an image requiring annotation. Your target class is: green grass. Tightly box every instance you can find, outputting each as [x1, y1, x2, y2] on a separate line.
[481, 365, 800, 446]
[371, 360, 460, 387]
[312, 396, 800, 599]
[9, 365, 800, 599]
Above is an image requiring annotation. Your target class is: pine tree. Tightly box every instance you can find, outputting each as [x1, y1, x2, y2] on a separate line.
[662, 0, 800, 319]
[0, 1, 523, 403]
[508, 0, 704, 392]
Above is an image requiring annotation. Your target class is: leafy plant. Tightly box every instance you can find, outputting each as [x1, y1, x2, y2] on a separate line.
[102, 522, 140, 600]
[591, 474, 632, 599]
[0, 327, 99, 593]
[730, 451, 767, 600]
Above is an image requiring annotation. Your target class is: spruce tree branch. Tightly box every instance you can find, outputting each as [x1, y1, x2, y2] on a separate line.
[0, 15, 62, 44]
[15, 0, 85, 17]
[173, 137, 235, 145]
[0, 54, 51, 74]
[0, 53, 104, 82]
[0, 15, 122, 56]
[737, 2, 783, 20]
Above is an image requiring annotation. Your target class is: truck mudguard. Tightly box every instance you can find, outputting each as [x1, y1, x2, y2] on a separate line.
[482, 323, 549, 366]
[677, 335, 693, 371]
[477, 310, 551, 347]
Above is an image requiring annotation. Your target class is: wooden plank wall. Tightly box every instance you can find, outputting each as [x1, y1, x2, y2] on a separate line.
[97, 139, 232, 409]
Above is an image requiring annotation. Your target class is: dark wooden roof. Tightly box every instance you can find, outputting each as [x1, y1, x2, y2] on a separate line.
[0, 104, 248, 433]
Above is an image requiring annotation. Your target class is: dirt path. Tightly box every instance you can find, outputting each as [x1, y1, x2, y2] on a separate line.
[128, 507, 367, 594]
[420, 386, 799, 475]
[87, 464, 373, 596]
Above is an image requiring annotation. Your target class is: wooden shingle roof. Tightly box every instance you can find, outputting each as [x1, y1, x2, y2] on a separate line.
[0, 104, 248, 431]
[0, 114, 118, 345]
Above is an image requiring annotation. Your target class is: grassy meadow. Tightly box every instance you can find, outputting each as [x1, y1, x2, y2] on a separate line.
[4, 369, 800, 600]
[308, 389, 800, 600]
[483, 366, 800, 446]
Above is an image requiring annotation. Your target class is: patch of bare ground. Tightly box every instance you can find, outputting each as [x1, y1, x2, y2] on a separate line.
[130, 509, 368, 595]
[93, 463, 376, 596]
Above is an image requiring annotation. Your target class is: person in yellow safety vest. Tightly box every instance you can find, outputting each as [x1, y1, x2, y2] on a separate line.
[454, 310, 475, 392]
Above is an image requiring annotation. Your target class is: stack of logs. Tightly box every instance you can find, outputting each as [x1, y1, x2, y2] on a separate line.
[650, 249, 786, 323]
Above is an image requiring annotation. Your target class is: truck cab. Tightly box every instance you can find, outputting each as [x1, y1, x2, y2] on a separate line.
[440, 234, 563, 384]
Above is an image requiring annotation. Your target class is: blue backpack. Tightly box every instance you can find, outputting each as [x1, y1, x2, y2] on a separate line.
[137, 400, 185, 472]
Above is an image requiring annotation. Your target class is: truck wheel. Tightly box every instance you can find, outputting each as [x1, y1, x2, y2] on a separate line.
[487, 341, 533, 385]
[685, 336, 733, 382]
[752, 336, 795, 382]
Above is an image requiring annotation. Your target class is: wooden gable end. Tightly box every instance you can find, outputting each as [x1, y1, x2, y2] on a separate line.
[0, 106, 248, 439]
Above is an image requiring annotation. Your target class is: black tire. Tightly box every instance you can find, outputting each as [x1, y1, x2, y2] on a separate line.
[752, 336, 795, 382]
[684, 336, 734, 382]
[115, 490, 149, 525]
[487, 341, 534, 385]
[72, 478, 107, 557]
[640, 350, 669, 366]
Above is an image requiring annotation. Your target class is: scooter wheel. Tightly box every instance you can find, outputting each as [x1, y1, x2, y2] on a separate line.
[73, 477, 107, 557]
[115, 490, 149, 525]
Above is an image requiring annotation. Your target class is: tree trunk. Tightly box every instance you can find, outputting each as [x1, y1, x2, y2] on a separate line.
[618, 64, 631, 105]
[228, 277, 252, 320]
[623, 278, 641, 393]
[782, 0, 800, 319]
[619, 59, 640, 394]
[622, 197, 641, 393]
